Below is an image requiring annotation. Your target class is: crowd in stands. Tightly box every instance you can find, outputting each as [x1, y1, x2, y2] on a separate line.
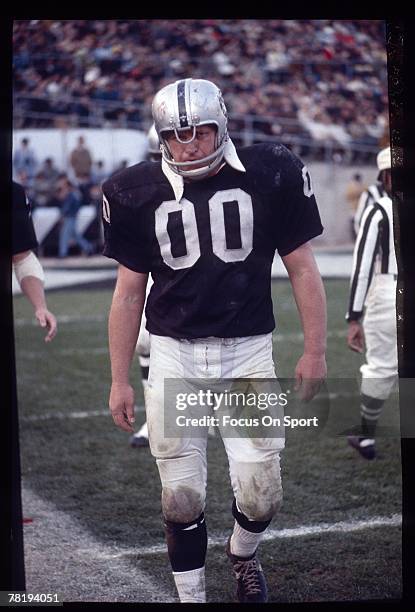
[13, 20, 389, 161]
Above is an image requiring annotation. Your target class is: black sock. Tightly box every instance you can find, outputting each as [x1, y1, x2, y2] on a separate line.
[360, 393, 384, 439]
[164, 512, 207, 572]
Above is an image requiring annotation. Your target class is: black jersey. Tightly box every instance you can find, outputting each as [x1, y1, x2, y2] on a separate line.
[102, 143, 323, 339]
[12, 181, 38, 255]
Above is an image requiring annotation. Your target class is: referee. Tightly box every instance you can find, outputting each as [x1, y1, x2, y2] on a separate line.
[12, 181, 57, 342]
[353, 174, 388, 238]
[345, 146, 397, 459]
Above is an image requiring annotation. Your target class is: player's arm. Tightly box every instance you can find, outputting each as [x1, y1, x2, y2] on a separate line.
[108, 264, 148, 432]
[12, 250, 57, 342]
[281, 242, 327, 401]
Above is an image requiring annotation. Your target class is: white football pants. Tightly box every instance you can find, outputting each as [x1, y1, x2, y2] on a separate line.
[361, 274, 398, 400]
[145, 333, 284, 524]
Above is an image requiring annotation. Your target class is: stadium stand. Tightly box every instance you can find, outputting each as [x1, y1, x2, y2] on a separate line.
[13, 20, 389, 163]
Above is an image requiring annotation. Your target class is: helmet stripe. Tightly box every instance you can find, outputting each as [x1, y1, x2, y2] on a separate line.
[177, 80, 189, 128]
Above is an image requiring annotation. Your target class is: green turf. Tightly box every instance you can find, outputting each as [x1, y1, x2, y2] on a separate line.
[13, 279, 402, 602]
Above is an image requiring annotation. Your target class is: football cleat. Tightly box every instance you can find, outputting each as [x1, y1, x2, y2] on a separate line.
[129, 434, 149, 448]
[347, 436, 376, 460]
[226, 537, 268, 603]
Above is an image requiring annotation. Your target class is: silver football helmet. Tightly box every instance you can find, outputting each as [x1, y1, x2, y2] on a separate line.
[151, 78, 229, 180]
[147, 124, 161, 161]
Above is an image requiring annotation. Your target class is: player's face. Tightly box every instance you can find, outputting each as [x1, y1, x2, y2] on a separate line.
[165, 125, 217, 170]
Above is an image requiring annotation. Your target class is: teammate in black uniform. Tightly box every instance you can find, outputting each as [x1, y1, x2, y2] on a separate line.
[12, 181, 57, 342]
[103, 78, 327, 603]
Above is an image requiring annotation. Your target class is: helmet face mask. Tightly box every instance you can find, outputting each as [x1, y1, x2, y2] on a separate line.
[152, 78, 229, 180]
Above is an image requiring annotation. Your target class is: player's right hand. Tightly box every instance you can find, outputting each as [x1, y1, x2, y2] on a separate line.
[347, 321, 364, 353]
[109, 382, 136, 432]
[35, 307, 57, 342]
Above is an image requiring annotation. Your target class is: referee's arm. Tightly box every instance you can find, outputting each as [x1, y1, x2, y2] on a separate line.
[346, 204, 382, 352]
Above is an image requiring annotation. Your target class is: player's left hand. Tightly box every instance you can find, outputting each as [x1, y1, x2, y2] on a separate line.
[35, 307, 58, 342]
[294, 353, 327, 402]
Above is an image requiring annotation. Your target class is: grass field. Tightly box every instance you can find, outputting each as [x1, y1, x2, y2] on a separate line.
[13, 279, 402, 603]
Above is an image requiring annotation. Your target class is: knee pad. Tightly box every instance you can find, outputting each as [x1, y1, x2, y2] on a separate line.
[233, 458, 283, 522]
[157, 454, 207, 523]
[232, 498, 272, 533]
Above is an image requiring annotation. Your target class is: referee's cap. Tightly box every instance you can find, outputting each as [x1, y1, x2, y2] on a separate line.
[376, 146, 391, 171]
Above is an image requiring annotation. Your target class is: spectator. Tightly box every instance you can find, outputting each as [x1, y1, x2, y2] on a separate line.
[56, 174, 93, 258]
[40, 157, 60, 183]
[69, 135, 93, 182]
[345, 173, 367, 241]
[13, 137, 38, 179]
[91, 159, 108, 186]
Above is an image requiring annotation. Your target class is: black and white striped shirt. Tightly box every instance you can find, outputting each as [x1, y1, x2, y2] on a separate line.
[347, 195, 397, 322]
[353, 182, 387, 236]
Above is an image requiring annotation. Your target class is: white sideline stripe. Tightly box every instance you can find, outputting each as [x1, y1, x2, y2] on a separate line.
[93, 514, 402, 559]
[21, 404, 145, 422]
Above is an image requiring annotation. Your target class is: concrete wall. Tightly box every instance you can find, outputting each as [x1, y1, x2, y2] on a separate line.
[308, 161, 378, 246]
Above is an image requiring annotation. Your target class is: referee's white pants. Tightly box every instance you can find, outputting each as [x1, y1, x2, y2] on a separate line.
[361, 274, 398, 400]
[145, 333, 285, 524]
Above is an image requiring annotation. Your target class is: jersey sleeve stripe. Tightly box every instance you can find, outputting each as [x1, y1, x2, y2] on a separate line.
[348, 206, 382, 318]
[374, 202, 390, 273]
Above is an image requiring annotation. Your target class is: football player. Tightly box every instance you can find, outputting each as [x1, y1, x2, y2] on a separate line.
[12, 181, 57, 342]
[129, 125, 160, 448]
[346, 146, 397, 459]
[103, 78, 327, 603]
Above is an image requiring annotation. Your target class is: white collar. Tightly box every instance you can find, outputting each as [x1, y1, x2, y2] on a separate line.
[161, 137, 246, 203]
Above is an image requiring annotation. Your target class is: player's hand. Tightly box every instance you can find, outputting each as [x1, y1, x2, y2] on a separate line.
[109, 382, 135, 432]
[347, 321, 364, 353]
[294, 353, 327, 402]
[35, 307, 57, 343]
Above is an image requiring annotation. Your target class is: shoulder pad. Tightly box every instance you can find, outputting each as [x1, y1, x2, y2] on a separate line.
[238, 142, 304, 174]
[102, 161, 162, 198]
